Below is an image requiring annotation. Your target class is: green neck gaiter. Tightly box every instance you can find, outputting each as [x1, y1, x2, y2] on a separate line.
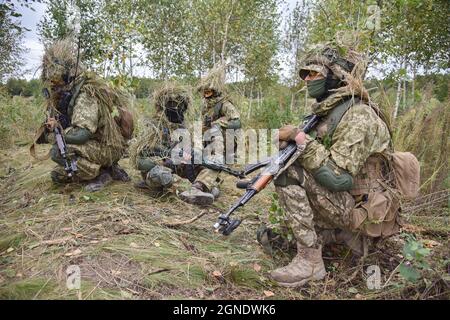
[307, 78, 327, 99]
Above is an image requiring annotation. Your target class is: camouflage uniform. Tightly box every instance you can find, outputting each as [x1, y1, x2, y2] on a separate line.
[268, 43, 402, 287]
[195, 95, 241, 191]
[134, 120, 194, 195]
[37, 39, 128, 186]
[50, 89, 127, 181]
[130, 83, 194, 196]
[275, 89, 396, 248]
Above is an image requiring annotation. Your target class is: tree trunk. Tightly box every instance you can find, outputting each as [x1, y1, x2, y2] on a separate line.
[393, 79, 402, 119]
[247, 81, 254, 119]
[393, 59, 406, 119]
[221, 0, 235, 64]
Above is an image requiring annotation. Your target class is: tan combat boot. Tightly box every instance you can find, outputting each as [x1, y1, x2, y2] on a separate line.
[270, 244, 326, 287]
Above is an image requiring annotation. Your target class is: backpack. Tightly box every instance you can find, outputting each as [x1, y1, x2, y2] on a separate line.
[114, 106, 134, 140]
[390, 151, 420, 200]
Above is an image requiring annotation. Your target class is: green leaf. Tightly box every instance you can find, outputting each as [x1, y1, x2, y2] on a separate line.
[399, 263, 421, 282]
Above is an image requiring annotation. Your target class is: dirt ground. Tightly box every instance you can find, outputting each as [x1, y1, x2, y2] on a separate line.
[0, 145, 448, 300]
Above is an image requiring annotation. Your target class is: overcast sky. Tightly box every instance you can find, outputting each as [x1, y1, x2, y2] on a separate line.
[16, 0, 304, 80]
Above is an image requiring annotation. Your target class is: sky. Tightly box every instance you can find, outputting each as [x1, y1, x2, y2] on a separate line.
[16, 0, 304, 80]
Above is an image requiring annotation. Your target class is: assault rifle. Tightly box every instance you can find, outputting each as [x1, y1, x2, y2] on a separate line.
[42, 88, 78, 178]
[145, 147, 245, 179]
[213, 114, 320, 235]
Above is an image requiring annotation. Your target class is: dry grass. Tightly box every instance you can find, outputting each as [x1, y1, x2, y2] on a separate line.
[0, 94, 448, 300]
[0, 145, 448, 300]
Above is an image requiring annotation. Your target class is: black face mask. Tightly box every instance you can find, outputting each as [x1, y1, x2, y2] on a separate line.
[312, 71, 343, 102]
[164, 100, 186, 124]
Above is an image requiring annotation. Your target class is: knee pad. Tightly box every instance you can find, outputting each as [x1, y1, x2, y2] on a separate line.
[148, 165, 173, 188]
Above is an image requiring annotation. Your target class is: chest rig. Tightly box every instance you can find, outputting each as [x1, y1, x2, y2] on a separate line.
[312, 97, 392, 197]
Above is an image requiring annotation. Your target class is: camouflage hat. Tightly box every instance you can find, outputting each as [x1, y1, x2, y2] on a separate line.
[299, 43, 367, 82]
[196, 63, 226, 95]
[41, 38, 84, 84]
[152, 82, 192, 113]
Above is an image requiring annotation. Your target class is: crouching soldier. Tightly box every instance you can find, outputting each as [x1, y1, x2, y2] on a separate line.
[130, 83, 196, 196]
[32, 38, 132, 191]
[179, 64, 241, 205]
[264, 43, 416, 288]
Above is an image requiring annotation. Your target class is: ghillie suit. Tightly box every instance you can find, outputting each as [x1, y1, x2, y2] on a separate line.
[179, 64, 241, 205]
[32, 38, 131, 191]
[267, 40, 419, 288]
[129, 82, 195, 197]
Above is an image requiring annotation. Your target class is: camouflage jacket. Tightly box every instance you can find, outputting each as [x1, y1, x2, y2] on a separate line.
[299, 90, 392, 176]
[202, 96, 240, 129]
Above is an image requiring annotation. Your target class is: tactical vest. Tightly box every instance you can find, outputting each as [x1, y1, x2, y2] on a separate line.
[203, 101, 223, 127]
[313, 97, 394, 198]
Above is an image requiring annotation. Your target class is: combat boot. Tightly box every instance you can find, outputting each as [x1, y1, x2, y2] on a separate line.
[179, 182, 214, 205]
[85, 170, 113, 192]
[109, 163, 131, 182]
[50, 169, 71, 185]
[270, 244, 326, 287]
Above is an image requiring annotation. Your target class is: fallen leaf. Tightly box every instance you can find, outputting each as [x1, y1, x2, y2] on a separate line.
[253, 263, 262, 272]
[423, 239, 441, 248]
[65, 249, 82, 257]
[122, 219, 130, 225]
[348, 287, 358, 294]
[6, 247, 14, 253]
[212, 270, 222, 277]
[263, 290, 275, 297]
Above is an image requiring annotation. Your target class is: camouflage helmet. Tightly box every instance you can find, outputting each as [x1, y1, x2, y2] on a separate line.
[196, 63, 226, 95]
[41, 38, 84, 84]
[299, 43, 367, 84]
[152, 82, 192, 114]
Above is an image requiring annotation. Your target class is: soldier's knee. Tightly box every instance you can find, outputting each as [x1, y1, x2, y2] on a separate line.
[147, 165, 173, 188]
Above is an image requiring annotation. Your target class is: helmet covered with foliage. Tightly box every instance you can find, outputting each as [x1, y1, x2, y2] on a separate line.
[41, 38, 84, 85]
[153, 82, 192, 124]
[196, 63, 226, 96]
[299, 36, 369, 100]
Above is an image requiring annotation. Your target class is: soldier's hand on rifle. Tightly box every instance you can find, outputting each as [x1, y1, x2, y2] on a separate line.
[45, 117, 58, 130]
[275, 125, 308, 149]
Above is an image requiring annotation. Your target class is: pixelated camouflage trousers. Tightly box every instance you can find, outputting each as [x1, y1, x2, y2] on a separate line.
[275, 163, 356, 248]
[195, 168, 223, 191]
[51, 140, 125, 181]
[275, 160, 402, 247]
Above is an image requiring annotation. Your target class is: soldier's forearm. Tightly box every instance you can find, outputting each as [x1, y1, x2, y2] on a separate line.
[136, 156, 157, 173]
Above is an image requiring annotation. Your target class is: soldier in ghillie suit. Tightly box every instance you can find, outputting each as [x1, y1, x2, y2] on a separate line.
[264, 42, 406, 287]
[33, 39, 131, 191]
[130, 82, 195, 196]
[179, 64, 241, 205]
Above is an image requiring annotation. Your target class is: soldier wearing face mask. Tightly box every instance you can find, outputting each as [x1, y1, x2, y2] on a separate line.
[262, 43, 403, 288]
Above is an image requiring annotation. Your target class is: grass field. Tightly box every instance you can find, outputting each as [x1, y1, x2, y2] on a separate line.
[0, 143, 448, 300]
[0, 93, 448, 299]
